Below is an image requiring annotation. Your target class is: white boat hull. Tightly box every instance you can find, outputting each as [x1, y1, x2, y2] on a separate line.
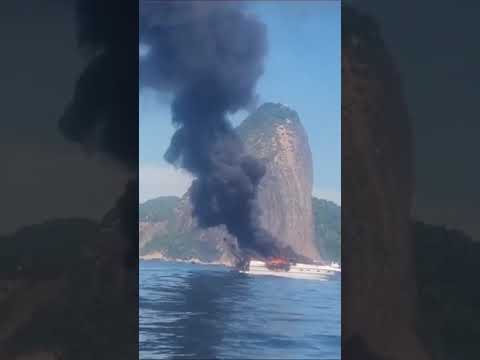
[240, 260, 340, 281]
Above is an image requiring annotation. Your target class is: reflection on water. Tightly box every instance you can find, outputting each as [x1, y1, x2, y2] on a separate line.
[140, 264, 247, 359]
[140, 261, 340, 360]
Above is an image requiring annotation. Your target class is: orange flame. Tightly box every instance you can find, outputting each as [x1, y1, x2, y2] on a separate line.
[267, 257, 289, 265]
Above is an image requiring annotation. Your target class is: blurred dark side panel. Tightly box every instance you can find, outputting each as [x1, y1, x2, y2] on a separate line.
[0, 1, 138, 359]
[342, 2, 480, 359]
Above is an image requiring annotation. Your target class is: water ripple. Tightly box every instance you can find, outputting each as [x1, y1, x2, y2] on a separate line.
[140, 261, 340, 360]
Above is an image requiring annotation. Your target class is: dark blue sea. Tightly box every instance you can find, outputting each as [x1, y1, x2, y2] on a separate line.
[140, 260, 340, 360]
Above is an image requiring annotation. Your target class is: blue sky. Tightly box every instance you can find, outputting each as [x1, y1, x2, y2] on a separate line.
[140, 1, 340, 204]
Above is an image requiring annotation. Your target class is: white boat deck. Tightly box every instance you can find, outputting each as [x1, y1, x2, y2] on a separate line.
[240, 260, 340, 280]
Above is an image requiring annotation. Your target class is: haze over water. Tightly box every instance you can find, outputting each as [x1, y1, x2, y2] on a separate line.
[140, 261, 340, 359]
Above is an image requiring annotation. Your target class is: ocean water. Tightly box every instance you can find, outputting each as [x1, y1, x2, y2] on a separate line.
[140, 260, 340, 360]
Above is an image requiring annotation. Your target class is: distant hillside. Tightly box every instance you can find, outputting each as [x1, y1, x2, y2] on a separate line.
[312, 198, 341, 262]
[139, 196, 180, 223]
[139, 195, 221, 262]
[139, 195, 341, 263]
[413, 221, 480, 359]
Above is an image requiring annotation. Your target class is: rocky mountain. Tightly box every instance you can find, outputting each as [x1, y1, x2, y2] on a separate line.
[238, 103, 319, 259]
[140, 194, 341, 263]
[342, 5, 427, 359]
[140, 102, 336, 263]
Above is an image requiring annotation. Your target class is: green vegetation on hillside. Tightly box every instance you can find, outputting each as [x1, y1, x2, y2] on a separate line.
[312, 197, 341, 262]
[139, 196, 220, 261]
[141, 230, 219, 262]
[414, 221, 480, 359]
[139, 195, 342, 263]
[139, 196, 180, 222]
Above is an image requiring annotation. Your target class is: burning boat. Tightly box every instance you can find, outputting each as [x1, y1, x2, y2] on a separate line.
[237, 256, 340, 281]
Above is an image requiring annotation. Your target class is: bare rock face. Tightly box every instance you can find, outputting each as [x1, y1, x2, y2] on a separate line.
[238, 103, 319, 259]
[342, 5, 429, 360]
[139, 103, 320, 261]
[185, 103, 318, 261]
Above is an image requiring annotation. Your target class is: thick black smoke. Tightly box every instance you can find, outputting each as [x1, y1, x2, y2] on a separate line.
[58, 0, 139, 267]
[59, 0, 138, 169]
[141, 1, 288, 259]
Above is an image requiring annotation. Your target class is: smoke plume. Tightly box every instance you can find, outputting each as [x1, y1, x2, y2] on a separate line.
[59, 0, 138, 169]
[58, 0, 139, 267]
[141, 1, 290, 259]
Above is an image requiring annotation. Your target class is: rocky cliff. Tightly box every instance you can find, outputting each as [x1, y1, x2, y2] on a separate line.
[238, 103, 319, 259]
[140, 102, 321, 262]
[342, 5, 428, 359]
